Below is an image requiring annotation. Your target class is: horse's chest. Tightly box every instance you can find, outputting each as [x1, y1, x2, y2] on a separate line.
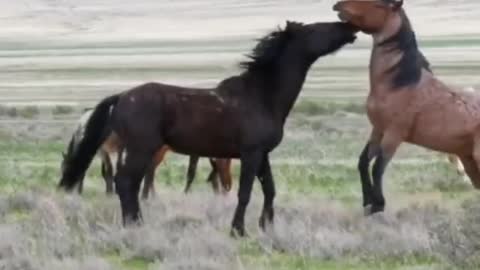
[265, 129, 283, 151]
[366, 97, 383, 123]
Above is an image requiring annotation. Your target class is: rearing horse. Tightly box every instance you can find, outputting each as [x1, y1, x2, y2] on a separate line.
[334, 0, 480, 215]
[58, 21, 357, 236]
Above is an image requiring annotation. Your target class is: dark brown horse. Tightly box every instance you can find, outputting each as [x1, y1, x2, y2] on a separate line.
[58, 21, 357, 236]
[334, 0, 480, 215]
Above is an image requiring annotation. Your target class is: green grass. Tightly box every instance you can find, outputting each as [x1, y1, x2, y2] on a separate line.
[105, 252, 151, 270]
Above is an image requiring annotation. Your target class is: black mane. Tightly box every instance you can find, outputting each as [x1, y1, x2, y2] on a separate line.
[240, 21, 304, 73]
[379, 9, 431, 88]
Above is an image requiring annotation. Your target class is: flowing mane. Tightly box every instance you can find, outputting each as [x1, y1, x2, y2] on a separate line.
[379, 9, 431, 88]
[240, 21, 304, 73]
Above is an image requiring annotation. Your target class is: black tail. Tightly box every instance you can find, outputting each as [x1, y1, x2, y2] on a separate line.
[58, 94, 120, 191]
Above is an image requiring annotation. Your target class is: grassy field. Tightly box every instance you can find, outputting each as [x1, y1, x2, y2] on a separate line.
[0, 102, 479, 270]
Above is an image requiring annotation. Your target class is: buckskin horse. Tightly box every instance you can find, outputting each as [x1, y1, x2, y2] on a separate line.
[58, 21, 357, 236]
[334, 0, 480, 215]
[61, 109, 233, 198]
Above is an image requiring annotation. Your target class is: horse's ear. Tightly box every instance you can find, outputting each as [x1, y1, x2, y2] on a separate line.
[390, 0, 403, 11]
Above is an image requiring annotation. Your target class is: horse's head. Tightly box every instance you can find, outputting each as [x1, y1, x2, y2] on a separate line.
[299, 21, 358, 58]
[333, 0, 403, 34]
[241, 21, 356, 72]
[58, 138, 83, 191]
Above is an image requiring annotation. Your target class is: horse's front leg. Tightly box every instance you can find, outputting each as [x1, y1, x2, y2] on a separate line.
[231, 151, 263, 237]
[358, 129, 382, 213]
[368, 131, 402, 215]
[257, 154, 275, 231]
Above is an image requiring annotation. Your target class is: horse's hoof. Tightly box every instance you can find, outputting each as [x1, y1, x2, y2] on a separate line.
[371, 204, 384, 214]
[363, 205, 373, 216]
[364, 204, 384, 216]
[259, 211, 274, 232]
[230, 226, 248, 238]
[259, 219, 274, 233]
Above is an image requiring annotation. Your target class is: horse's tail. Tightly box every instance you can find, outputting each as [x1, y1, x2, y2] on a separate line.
[58, 94, 120, 191]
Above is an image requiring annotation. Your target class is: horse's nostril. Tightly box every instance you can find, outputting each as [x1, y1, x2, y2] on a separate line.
[333, 3, 340, 11]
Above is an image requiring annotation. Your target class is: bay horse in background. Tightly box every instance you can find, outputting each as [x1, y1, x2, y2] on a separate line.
[334, 0, 480, 215]
[58, 21, 357, 236]
[61, 109, 233, 198]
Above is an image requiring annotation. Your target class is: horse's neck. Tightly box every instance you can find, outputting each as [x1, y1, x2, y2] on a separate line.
[369, 14, 404, 96]
[270, 53, 311, 122]
[369, 44, 403, 95]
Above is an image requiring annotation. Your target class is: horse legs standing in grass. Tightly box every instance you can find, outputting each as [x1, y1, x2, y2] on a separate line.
[187, 158, 233, 194]
[185, 155, 200, 193]
[215, 159, 233, 193]
[231, 151, 263, 236]
[141, 146, 232, 198]
[458, 138, 480, 189]
[115, 148, 158, 224]
[207, 159, 222, 193]
[76, 172, 86, 194]
[357, 130, 382, 212]
[257, 154, 275, 230]
[100, 150, 115, 194]
[141, 146, 168, 199]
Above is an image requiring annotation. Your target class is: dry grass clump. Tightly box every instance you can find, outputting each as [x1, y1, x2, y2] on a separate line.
[259, 200, 443, 261]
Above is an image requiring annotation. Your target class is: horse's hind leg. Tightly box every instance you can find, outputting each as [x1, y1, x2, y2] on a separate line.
[77, 172, 86, 194]
[207, 159, 221, 193]
[448, 154, 466, 177]
[458, 156, 480, 189]
[142, 147, 167, 199]
[100, 150, 114, 194]
[184, 155, 200, 193]
[217, 159, 233, 194]
[141, 162, 156, 200]
[461, 140, 480, 189]
[115, 148, 155, 225]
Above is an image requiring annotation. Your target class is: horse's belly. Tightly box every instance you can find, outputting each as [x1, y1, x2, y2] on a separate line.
[168, 137, 241, 158]
[165, 123, 241, 158]
[408, 122, 474, 155]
